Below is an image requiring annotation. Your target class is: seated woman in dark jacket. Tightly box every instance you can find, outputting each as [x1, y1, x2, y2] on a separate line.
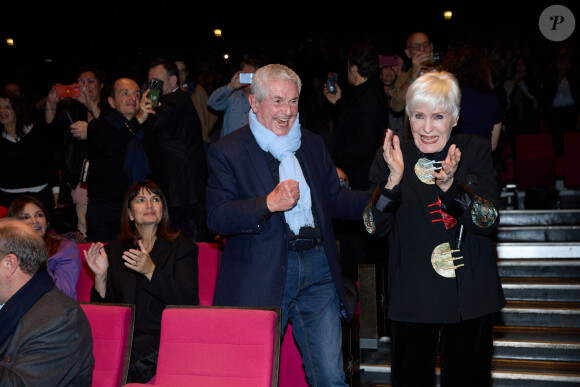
[85, 180, 199, 383]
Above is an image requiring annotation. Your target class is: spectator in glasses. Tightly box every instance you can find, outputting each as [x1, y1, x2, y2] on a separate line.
[389, 32, 438, 141]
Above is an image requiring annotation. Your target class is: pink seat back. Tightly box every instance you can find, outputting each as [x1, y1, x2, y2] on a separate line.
[155, 306, 280, 387]
[77, 243, 96, 302]
[279, 324, 308, 387]
[515, 133, 556, 190]
[197, 242, 222, 306]
[80, 303, 134, 387]
[564, 132, 580, 188]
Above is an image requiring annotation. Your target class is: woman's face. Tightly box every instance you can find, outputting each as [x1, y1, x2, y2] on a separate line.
[19, 203, 48, 237]
[0, 98, 16, 127]
[78, 71, 103, 104]
[128, 188, 163, 227]
[409, 105, 457, 153]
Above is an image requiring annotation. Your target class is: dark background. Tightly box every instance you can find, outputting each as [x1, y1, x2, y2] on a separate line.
[1, 0, 578, 101]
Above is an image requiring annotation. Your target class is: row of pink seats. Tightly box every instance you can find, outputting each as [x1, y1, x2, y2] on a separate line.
[76, 242, 310, 387]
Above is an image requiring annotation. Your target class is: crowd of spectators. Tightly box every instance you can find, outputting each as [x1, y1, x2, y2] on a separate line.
[0, 31, 578, 240]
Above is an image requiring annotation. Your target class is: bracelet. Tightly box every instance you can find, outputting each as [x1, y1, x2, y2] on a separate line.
[45, 106, 57, 111]
[408, 74, 416, 83]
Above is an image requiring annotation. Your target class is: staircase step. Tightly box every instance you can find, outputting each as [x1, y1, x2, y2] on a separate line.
[496, 301, 580, 328]
[359, 358, 580, 386]
[495, 226, 580, 243]
[493, 326, 580, 362]
[495, 242, 580, 259]
[499, 209, 580, 227]
[491, 359, 580, 386]
[501, 278, 580, 302]
[498, 259, 580, 278]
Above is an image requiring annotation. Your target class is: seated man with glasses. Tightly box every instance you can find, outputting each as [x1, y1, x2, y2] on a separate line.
[388, 31, 438, 140]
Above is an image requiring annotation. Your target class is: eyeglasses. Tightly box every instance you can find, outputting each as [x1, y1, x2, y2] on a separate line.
[408, 42, 432, 50]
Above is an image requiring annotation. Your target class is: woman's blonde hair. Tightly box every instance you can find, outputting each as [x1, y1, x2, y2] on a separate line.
[405, 71, 461, 121]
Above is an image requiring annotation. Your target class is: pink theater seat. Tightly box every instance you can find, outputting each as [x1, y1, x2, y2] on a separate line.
[279, 324, 308, 387]
[124, 306, 281, 387]
[80, 303, 135, 387]
[77, 243, 96, 303]
[197, 242, 222, 306]
[515, 133, 556, 191]
[0, 206, 7, 218]
[563, 132, 580, 188]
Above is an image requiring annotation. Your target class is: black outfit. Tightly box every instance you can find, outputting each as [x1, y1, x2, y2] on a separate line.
[86, 110, 147, 242]
[0, 123, 60, 212]
[90, 235, 199, 383]
[540, 70, 580, 156]
[330, 78, 388, 285]
[330, 78, 387, 191]
[143, 89, 209, 241]
[49, 101, 93, 203]
[368, 134, 505, 386]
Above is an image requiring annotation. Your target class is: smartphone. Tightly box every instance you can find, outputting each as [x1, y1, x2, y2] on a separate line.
[422, 53, 441, 67]
[239, 73, 254, 84]
[379, 55, 398, 67]
[56, 84, 80, 98]
[149, 79, 164, 107]
[326, 72, 338, 94]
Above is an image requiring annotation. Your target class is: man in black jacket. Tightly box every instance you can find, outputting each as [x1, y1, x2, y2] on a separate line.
[86, 77, 152, 242]
[144, 58, 209, 241]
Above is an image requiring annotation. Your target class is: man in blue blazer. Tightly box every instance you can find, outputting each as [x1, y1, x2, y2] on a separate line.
[206, 64, 370, 386]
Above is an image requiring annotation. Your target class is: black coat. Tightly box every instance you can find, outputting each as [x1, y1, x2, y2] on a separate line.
[331, 78, 387, 191]
[143, 89, 207, 209]
[369, 134, 506, 323]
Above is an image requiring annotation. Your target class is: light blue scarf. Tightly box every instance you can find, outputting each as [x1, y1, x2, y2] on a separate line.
[249, 111, 315, 234]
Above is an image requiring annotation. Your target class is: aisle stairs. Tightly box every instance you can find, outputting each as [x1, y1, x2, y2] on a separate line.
[357, 209, 580, 386]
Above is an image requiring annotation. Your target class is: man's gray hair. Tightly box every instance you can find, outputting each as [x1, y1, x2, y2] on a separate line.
[0, 218, 47, 275]
[250, 64, 302, 102]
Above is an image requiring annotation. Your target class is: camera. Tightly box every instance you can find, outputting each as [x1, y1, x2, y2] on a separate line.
[326, 72, 338, 94]
[56, 84, 80, 98]
[239, 73, 254, 84]
[422, 53, 441, 67]
[149, 79, 164, 107]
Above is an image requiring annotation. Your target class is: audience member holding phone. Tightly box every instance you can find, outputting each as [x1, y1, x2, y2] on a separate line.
[388, 31, 439, 140]
[208, 58, 261, 138]
[45, 66, 107, 238]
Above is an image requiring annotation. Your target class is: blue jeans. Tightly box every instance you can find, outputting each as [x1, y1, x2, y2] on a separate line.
[282, 245, 347, 387]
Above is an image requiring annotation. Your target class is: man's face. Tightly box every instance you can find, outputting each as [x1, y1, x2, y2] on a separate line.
[250, 80, 299, 136]
[0, 254, 9, 305]
[405, 32, 432, 59]
[175, 61, 188, 86]
[148, 65, 176, 95]
[108, 78, 141, 120]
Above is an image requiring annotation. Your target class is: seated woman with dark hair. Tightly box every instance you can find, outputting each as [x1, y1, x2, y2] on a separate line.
[8, 195, 81, 300]
[85, 180, 199, 383]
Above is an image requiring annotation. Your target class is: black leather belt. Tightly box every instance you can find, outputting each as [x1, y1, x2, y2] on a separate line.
[288, 238, 323, 251]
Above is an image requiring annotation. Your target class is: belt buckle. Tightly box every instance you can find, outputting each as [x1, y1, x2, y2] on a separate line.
[289, 238, 320, 251]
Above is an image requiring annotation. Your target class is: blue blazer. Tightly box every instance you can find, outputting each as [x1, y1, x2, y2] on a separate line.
[206, 126, 369, 319]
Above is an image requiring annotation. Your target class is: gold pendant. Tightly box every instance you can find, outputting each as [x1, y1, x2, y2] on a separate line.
[431, 242, 464, 278]
[414, 158, 440, 184]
